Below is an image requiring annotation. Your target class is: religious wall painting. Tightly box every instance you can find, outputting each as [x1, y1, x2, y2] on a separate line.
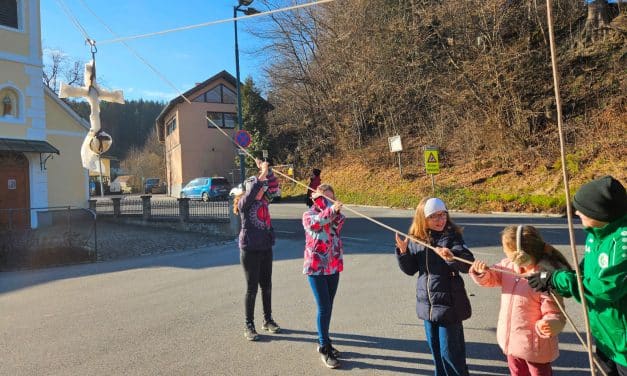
[0, 88, 19, 118]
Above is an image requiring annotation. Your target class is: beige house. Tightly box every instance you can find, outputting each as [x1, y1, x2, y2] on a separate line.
[0, 0, 90, 228]
[156, 71, 243, 197]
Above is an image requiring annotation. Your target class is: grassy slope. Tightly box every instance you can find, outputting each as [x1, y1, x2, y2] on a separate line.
[282, 150, 626, 214]
[282, 30, 626, 214]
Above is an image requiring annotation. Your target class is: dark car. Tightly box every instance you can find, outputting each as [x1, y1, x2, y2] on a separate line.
[144, 178, 166, 194]
[180, 177, 230, 201]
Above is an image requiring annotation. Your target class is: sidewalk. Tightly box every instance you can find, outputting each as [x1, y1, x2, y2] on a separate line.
[95, 220, 233, 261]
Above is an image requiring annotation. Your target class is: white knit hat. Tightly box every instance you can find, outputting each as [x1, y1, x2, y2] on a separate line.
[423, 198, 447, 218]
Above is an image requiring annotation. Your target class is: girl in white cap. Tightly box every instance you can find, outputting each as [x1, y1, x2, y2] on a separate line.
[395, 197, 475, 376]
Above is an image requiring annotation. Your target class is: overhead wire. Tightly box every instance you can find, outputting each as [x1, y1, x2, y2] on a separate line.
[55, 0, 92, 43]
[77, 0, 188, 100]
[55, 0, 601, 368]
[98, 0, 335, 45]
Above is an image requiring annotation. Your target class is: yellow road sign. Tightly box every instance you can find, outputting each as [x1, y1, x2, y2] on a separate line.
[424, 149, 440, 174]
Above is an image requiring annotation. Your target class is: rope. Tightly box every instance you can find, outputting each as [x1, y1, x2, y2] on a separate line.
[545, 0, 596, 373]
[98, 0, 336, 45]
[549, 291, 608, 375]
[56, 0, 601, 368]
[55, 0, 92, 42]
[78, 0, 188, 100]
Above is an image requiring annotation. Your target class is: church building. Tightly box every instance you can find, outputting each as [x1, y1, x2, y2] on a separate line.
[0, 0, 90, 228]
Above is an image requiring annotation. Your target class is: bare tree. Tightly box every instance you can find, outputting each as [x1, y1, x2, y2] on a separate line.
[42, 48, 84, 94]
[120, 129, 164, 189]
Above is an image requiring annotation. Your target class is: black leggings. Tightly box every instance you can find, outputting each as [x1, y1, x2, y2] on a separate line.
[596, 348, 627, 376]
[240, 249, 273, 324]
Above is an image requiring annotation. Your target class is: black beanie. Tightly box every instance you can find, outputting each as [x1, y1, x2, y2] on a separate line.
[573, 175, 627, 222]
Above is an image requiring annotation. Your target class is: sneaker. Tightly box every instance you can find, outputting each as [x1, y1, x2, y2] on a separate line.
[244, 322, 259, 341]
[317, 344, 341, 358]
[261, 319, 281, 333]
[319, 344, 341, 369]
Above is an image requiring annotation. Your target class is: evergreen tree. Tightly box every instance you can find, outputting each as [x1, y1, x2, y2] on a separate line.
[241, 77, 273, 166]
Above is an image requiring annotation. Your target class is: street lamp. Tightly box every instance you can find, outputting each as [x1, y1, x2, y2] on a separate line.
[234, 0, 259, 184]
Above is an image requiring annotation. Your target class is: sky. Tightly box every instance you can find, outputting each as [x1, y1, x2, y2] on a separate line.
[40, 0, 272, 102]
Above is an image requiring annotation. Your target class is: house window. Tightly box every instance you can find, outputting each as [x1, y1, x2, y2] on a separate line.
[205, 86, 221, 103]
[194, 85, 237, 104]
[222, 86, 237, 104]
[0, 0, 18, 29]
[166, 117, 177, 135]
[207, 112, 237, 129]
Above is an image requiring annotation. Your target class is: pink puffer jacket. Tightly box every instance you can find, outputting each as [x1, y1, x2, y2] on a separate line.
[470, 259, 566, 364]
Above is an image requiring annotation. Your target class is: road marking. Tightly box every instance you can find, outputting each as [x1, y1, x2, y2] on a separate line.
[275, 230, 296, 234]
[342, 236, 370, 241]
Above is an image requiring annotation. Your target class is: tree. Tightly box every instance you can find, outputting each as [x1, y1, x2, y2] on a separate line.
[241, 77, 273, 166]
[580, 0, 625, 46]
[120, 129, 164, 191]
[42, 48, 84, 94]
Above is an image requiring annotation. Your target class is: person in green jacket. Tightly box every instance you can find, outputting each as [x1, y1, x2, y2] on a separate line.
[528, 175, 627, 375]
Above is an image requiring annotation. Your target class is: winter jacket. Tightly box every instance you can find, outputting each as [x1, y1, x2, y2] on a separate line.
[237, 172, 278, 251]
[396, 226, 474, 324]
[470, 259, 566, 364]
[550, 214, 627, 366]
[302, 196, 345, 275]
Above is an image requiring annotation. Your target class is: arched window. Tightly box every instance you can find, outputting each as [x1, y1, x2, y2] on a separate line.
[0, 87, 19, 118]
[0, 0, 19, 29]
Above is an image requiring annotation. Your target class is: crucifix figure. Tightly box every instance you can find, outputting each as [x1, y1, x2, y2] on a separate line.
[59, 60, 125, 171]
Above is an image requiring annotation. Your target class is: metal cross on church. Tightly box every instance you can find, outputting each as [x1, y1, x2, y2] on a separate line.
[59, 60, 125, 171]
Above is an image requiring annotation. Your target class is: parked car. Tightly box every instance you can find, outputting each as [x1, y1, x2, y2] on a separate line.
[144, 178, 166, 194]
[110, 175, 134, 194]
[229, 183, 281, 202]
[180, 177, 230, 201]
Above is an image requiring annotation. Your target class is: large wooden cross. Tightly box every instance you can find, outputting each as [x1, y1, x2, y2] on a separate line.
[59, 60, 125, 171]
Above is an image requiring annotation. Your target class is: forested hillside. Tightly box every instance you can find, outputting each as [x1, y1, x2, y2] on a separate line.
[69, 99, 165, 159]
[256, 0, 625, 212]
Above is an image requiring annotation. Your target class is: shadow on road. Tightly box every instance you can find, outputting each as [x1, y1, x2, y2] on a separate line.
[0, 213, 585, 296]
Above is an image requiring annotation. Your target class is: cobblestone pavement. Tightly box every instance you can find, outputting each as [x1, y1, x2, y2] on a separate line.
[94, 220, 234, 261]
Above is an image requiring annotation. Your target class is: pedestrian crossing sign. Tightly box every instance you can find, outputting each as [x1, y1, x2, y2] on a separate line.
[424, 148, 440, 174]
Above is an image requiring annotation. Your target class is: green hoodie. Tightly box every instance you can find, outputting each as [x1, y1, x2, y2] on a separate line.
[551, 214, 627, 366]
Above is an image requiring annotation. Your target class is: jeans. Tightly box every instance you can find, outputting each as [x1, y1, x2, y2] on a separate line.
[240, 249, 273, 324]
[308, 273, 340, 347]
[423, 320, 469, 376]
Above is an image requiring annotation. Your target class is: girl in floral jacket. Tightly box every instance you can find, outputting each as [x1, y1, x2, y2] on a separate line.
[302, 184, 345, 369]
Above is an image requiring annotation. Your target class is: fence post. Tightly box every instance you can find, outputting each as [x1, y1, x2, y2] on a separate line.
[178, 198, 190, 223]
[111, 197, 121, 218]
[141, 195, 152, 220]
[88, 199, 97, 212]
[228, 196, 240, 237]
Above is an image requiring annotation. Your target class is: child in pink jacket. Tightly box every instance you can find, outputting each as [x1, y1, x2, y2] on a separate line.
[469, 225, 571, 376]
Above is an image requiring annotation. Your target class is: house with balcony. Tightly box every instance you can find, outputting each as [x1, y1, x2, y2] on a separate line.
[156, 70, 265, 197]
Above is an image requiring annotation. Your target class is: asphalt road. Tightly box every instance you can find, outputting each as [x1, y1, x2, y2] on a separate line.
[0, 203, 594, 375]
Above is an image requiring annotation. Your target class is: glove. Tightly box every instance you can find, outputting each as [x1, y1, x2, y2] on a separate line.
[537, 319, 562, 337]
[527, 270, 554, 292]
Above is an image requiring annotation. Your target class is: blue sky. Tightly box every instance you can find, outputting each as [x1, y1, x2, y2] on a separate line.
[41, 1, 270, 102]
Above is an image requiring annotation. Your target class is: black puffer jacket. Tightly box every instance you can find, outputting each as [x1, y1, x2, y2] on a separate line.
[397, 226, 474, 324]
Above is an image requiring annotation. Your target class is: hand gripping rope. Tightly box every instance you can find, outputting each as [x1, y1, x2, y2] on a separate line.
[56, 0, 599, 371]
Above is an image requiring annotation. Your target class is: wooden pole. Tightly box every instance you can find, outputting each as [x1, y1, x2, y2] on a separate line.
[546, 0, 596, 373]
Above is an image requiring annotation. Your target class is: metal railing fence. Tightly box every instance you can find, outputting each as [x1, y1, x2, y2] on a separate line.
[0, 206, 97, 269]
